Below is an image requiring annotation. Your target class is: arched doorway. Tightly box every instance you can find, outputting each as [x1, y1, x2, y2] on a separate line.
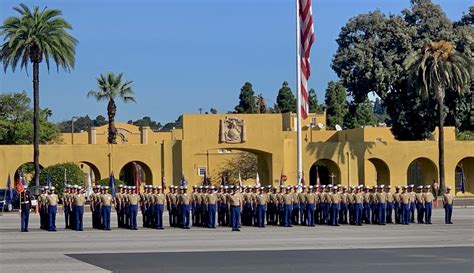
[309, 159, 341, 186]
[367, 158, 390, 186]
[119, 161, 153, 186]
[407, 157, 438, 187]
[455, 157, 474, 194]
[78, 161, 101, 183]
[15, 162, 44, 185]
[198, 148, 272, 187]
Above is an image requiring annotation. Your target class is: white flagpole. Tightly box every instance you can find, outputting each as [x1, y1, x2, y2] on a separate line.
[296, 0, 303, 191]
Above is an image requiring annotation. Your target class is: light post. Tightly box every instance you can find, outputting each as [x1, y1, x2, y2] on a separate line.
[71, 116, 80, 144]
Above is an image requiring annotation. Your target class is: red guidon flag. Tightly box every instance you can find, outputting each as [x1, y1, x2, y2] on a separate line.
[299, 0, 315, 119]
[15, 177, 24, 193]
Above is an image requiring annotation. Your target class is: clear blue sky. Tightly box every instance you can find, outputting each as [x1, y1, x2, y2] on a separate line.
[0, 0, 469, 124]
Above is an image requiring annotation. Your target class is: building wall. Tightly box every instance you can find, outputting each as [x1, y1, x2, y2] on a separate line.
[0, 114, 472, 195]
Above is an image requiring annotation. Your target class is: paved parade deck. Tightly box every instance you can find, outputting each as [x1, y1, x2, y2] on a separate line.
[1, 208, 473, 273]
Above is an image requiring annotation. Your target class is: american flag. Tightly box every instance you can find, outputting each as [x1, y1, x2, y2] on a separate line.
[299, 0, 315, 119]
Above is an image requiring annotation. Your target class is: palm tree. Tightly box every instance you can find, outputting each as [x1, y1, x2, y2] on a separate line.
[87, 72, 136, 144]
[1, 4, 77, 187]
[404, 41, 472, 193]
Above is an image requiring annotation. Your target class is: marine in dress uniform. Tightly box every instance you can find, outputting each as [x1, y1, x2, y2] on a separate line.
[400, 186, 410, 225]
[255, 187, 267, 227]
[443, 186, 454, 224]
[191, 186, 197, 226]
[46, 187, 59, 231]
[375, 185, 386, 225]
[305, 186, 316, 226]
[423, 185, 434, 224]
[167, 186, 178, 227]
[362, 187, 371, 224]
[73, 187, 86, 231]
[369, 187, 377, 224]
[115, 185, 124, 228]
[63, 186, 71, 229]
[179, 186, 191, 229]
[154, 186, 165, 229]
[268, 187, 278, 225]
[393, 186, 402, 224]
[291, 186, 300, 225]
[339, 186, 348, 224]
[128, 186, 140, 230]
[39, 187, 48, 230]
[299, 186, 307, 225]
[408, 185, 416, 223]
[348, 187, 355, 225]
[228, 186, 242, 231]
[353, 186, 363, 226]
[330, 186, 341, 226]
[101, 186, 113, 230]
[20, 190, 32, 232]
[415, 186, 425, 224]
[282, 186, 294, 227]
[206, 186, 217, 228]
[385, 185, 394, 223]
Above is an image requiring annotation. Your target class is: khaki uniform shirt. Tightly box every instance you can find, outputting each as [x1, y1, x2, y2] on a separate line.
[386, 192, 394, 202]
[393, 193, 401, 203]
[39, 194, 48, 206]
[306, 193, 316, 204]
[256, 193, 268, 205]
[154, 193, 166, 205]
[128, 194, 139, 205]
[167, 193, 177, 205]
[269, 193, 278, 204]
[340, 193, 348, 204]
[298, 192, 306, 204]
[401, 193, 410, 204]
[423, 192, 434, 203]
[179, 193, 192, 205]
[331, 193, 341, 204]
[409, 192, 416, 203]
[443, 193, 454, 205]
[46, 194, 58, 206]
[283, 193, 294, 205]
[415, 193, 424, 203]
[228, 194, 241, 206]
[206, 193, 217, 205]
[353, 193, 363, 204]
[74, 194, 86, 206]
[375, 192, 386, 204]
[101, 194, 113, 206]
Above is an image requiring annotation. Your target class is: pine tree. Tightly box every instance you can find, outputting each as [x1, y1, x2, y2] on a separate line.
[308, 88, 323, 113]
[235, 82, 257, 113]
[325, 81, 348, 128]
[276, 81, 296, 113]
[344, 99, 377, 129]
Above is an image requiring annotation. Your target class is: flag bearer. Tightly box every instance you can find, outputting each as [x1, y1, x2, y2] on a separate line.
[443, 186, 454, 224]
[63, 185, 71, 229]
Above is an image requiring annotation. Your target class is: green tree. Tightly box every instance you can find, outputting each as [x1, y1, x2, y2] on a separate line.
[57, 115, 93, 133]
[33, 162, 86, 195]
[210, 108, 218, 114]
[87, 72, 136, 144]
[404, 40, 472, 193]
[324, 81, 348, 129]
[128, 116, 162, 131]
[344, 99, 377, 129]
[1, 4, 77, 186]
[235, 82, 257, 113]
[0, 92, 60, 144]
[308, 88, 323, 113]
[160, 115, 183, 131]
[331, 0, 471, 139]
[93, 115, 107, 127]
[373, 98, 390, 124]
[276, 81, 296, 113]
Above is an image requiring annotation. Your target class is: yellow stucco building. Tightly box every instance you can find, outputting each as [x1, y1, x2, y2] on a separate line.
[0, 113, 473, 195]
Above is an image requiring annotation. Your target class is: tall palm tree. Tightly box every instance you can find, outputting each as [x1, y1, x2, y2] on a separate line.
[87, 72, 136, 144]
[404, 41, 472, 193]
[1, 4, 77, 187]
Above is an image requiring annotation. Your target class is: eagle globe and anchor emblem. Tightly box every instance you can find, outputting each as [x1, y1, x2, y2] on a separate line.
[219, 117, 246, 144]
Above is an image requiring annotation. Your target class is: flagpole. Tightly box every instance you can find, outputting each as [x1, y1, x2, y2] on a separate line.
[296, 0, 303, 191]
